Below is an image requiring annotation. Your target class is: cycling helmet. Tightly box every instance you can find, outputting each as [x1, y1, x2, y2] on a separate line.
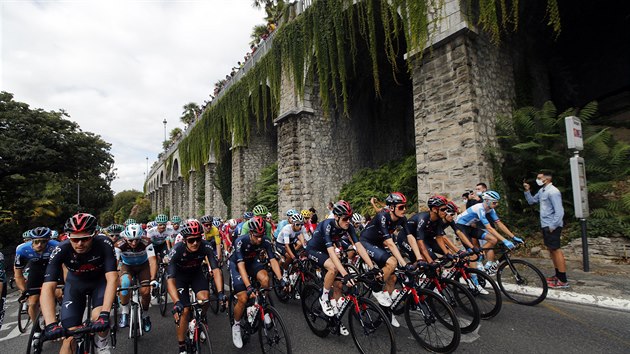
[427, 195, 448, 209]
[385, 192, 407, 206]
[22, 230, 31, 240]
[351, 213, 364, 224]
[248, 216, 266, 236]
[123, 223, 145, 240]
[124, 218, 137, 226]
[146, 221, 157, 229]
[108, 224, 124, 235]
[332, 200, 353, 218]
[29, 227, 52, 239]
[181, 220, 203, 237]
[482, 191, 501, 202]
[171, 216, 182, 224]
[65, 213, 98, 233]
[266, 212, 273, 219]
[155, 214, 168, 224]
[290, 213, 304, 224]
[285, 209, 298, 217]
[301, 209, 311, 219]
[252, 204, 268, 217]
[200, 215, 213, 224]
[50, 230, 59, 240]
[212, 217, 221, 228]
[445, 201, 459, 214]
[227, 219, 238, 229]
[243, 211, 254, 219]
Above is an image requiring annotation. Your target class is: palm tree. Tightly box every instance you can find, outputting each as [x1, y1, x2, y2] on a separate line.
[250, 24, 269, 47]
[181, 102, 201, 125]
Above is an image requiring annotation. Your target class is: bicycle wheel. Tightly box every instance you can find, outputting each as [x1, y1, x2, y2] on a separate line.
[208, 277, 220, 314]
[26, 313, 44, 354]
[404, 288, 460, 353]
[296, 271, 318, 296]
[273, 275, 292, 303]
[18, 301, 31, 333]
[110, 298, 118, 348]
[300, 283, 330, 337]
[197, 322, 213, 354]
[132, 319, 139, 354]
[454, 268, 502, 319]
[497, 259, 548, 306]
[258, 305, 292, 354]
[347, 296, 396, 354]
[440, 279, 481, 334]
[159, 271, 169, 316]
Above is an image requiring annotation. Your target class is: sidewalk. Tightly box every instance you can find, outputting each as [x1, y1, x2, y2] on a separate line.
[517, 256, 630, 312]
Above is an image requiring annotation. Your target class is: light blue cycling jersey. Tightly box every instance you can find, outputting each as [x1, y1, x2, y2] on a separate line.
[455, 203, 499, 227]
[274, 219, 289, 238]
[115, 239, 155, 266]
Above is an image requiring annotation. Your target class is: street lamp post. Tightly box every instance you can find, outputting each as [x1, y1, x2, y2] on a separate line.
[146, 156, 149, 176]
[163, 118, 168, 150]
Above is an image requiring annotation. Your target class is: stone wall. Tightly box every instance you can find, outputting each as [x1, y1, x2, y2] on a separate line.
[231, 118, 278, 217]
[411, 29, 515, 204]
[562, 237, 630, 263]
[204, 163, 228, 218]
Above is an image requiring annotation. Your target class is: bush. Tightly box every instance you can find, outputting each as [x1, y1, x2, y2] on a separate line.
[246, 163, 279, 219]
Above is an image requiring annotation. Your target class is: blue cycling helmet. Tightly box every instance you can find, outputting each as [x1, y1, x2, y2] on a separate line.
[123, 223, 145, 240]
[22, 230, 32, 240]
[50, 230, 59, 239]
[286, 209, 298, 217]
[243, 211, 254, 219]
[29, 227, 52, 239]
[482, 190, 501, 202]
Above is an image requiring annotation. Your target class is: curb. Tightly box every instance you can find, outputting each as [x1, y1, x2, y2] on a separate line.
[502, 283, 630, 312]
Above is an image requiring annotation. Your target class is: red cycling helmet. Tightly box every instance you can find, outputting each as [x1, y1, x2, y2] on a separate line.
[385, 192, 407, 206]
[181, 220, 203, 237]
[445, 201, 459, 214]
[427, 195, 448, 209]
[248, 216, 266, 236]
[332, 200, 353, 218]
[64, 213, 98, 234]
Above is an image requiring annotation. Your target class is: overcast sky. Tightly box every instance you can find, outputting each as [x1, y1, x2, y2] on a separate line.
[1, 0, 265, 193]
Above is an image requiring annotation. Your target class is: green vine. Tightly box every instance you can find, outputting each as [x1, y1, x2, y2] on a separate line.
[175, 0, 561, 180]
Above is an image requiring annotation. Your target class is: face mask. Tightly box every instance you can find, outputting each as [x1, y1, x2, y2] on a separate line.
[476, 191, 482, 197]
[536, 179, 544, 186]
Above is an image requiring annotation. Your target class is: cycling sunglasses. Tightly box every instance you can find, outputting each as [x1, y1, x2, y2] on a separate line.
[186, 237, 202, 244]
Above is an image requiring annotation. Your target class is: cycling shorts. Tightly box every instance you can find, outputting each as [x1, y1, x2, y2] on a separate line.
[25, 263, 46, 295]
[120, 262, 151, 285]
[306, 248, 329, 268]
[153, 243, 168, 258]
[360, 241, 392, 268]
[174, 270, 209, 305]
[60, 278, 106, 328]
[456, 225, 486, 240]
[229, 259, 266, 294]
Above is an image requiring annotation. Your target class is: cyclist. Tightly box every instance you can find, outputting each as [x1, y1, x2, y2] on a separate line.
[230, 216, 286, 348]
[300, 209, 315, 236]
[171, 216, 182, 232]
[455, 191, 522, 275]
[0, 251, 6, 331]
[274, 209, 298, 239]
[265, 212, 276, 235]
[397, 196, 449, 263]
[276, 213, 308, 272]
[234, 212, 253, 240]
[115, 224, 157, 332]
[306, 200, 375, 332]
[14, 227, 60, 325]
[124, 218, 137, 227]
[360, 192, 415, 308]
[21, 230, 32, 244]
[239, 205, 273, 241]
[41, 213, 118, 354]
[351, 213, 365, 234]
[200, 215, 222, 264]
[167, 220, 224, 354]
[220, 219, 238, 251]
[147, 214, 175, 261]
[106, 224, 124, 243]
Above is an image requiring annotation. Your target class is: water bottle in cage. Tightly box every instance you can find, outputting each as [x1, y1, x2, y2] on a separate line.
[188, 318, 196, 339]
[246, 305, 257, 325]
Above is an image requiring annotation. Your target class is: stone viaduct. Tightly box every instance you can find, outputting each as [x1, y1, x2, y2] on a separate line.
[145, 0, 514, 218]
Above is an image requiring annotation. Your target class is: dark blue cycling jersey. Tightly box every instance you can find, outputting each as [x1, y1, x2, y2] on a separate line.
[167, 240, 218, 278]
[44, 236, 117, 282]
[361, 211, 411, 245]
[14, 240, 60, 269]
[231, 234, 275, 264]
[307, 218, 359, 252]
[407, 212, 444, 243]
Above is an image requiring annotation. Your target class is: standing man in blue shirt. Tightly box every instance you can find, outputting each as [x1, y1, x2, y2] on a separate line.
[524, 171, 568, 288]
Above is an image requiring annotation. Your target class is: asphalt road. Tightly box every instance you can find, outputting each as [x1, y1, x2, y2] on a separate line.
[2, 284, 629, 354]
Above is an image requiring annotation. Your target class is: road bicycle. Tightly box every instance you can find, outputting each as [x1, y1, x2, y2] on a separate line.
[201, 258, 221, 314]
[155, 262, 169, 316]
[227, 280, 292, 353]
[443, 250, 503, 319]
[174, 296, 213, 354]
[408, 258, 481, 334]
[26, 285, 64, 354]
[273, 253, 319, 302]
[386, 265, 461, 353]
[118, 281, 151, 354]
[17, 291, 32, 333]
[493, 242, 548, 306]
[301, 270, 396, 354]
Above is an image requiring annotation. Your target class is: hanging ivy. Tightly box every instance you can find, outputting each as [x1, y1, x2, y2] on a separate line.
[175, 0, 561, 180]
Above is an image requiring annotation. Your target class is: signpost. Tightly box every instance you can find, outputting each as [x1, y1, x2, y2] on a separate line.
[565, 116, 589, 271]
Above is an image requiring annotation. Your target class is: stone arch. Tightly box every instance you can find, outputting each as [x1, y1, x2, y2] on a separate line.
[160, 170, 164, 185]
[171, 159, 180, 181]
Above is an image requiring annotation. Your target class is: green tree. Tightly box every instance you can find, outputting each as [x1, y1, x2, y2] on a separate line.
[169, 127, 183, 141]
[0, 92, 115, 245]
[129, 196, 152, 223]
[181, 102, 201, 126]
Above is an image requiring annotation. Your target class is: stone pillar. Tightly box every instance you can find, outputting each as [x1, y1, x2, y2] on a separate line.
[205, 163, 228, 218]
[410, 25, 515, 203]
[178, 177, 186, 218]
[188, 170, 196, 218]
[230, 120, 277, 217]
[170, 181, 178, 216]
